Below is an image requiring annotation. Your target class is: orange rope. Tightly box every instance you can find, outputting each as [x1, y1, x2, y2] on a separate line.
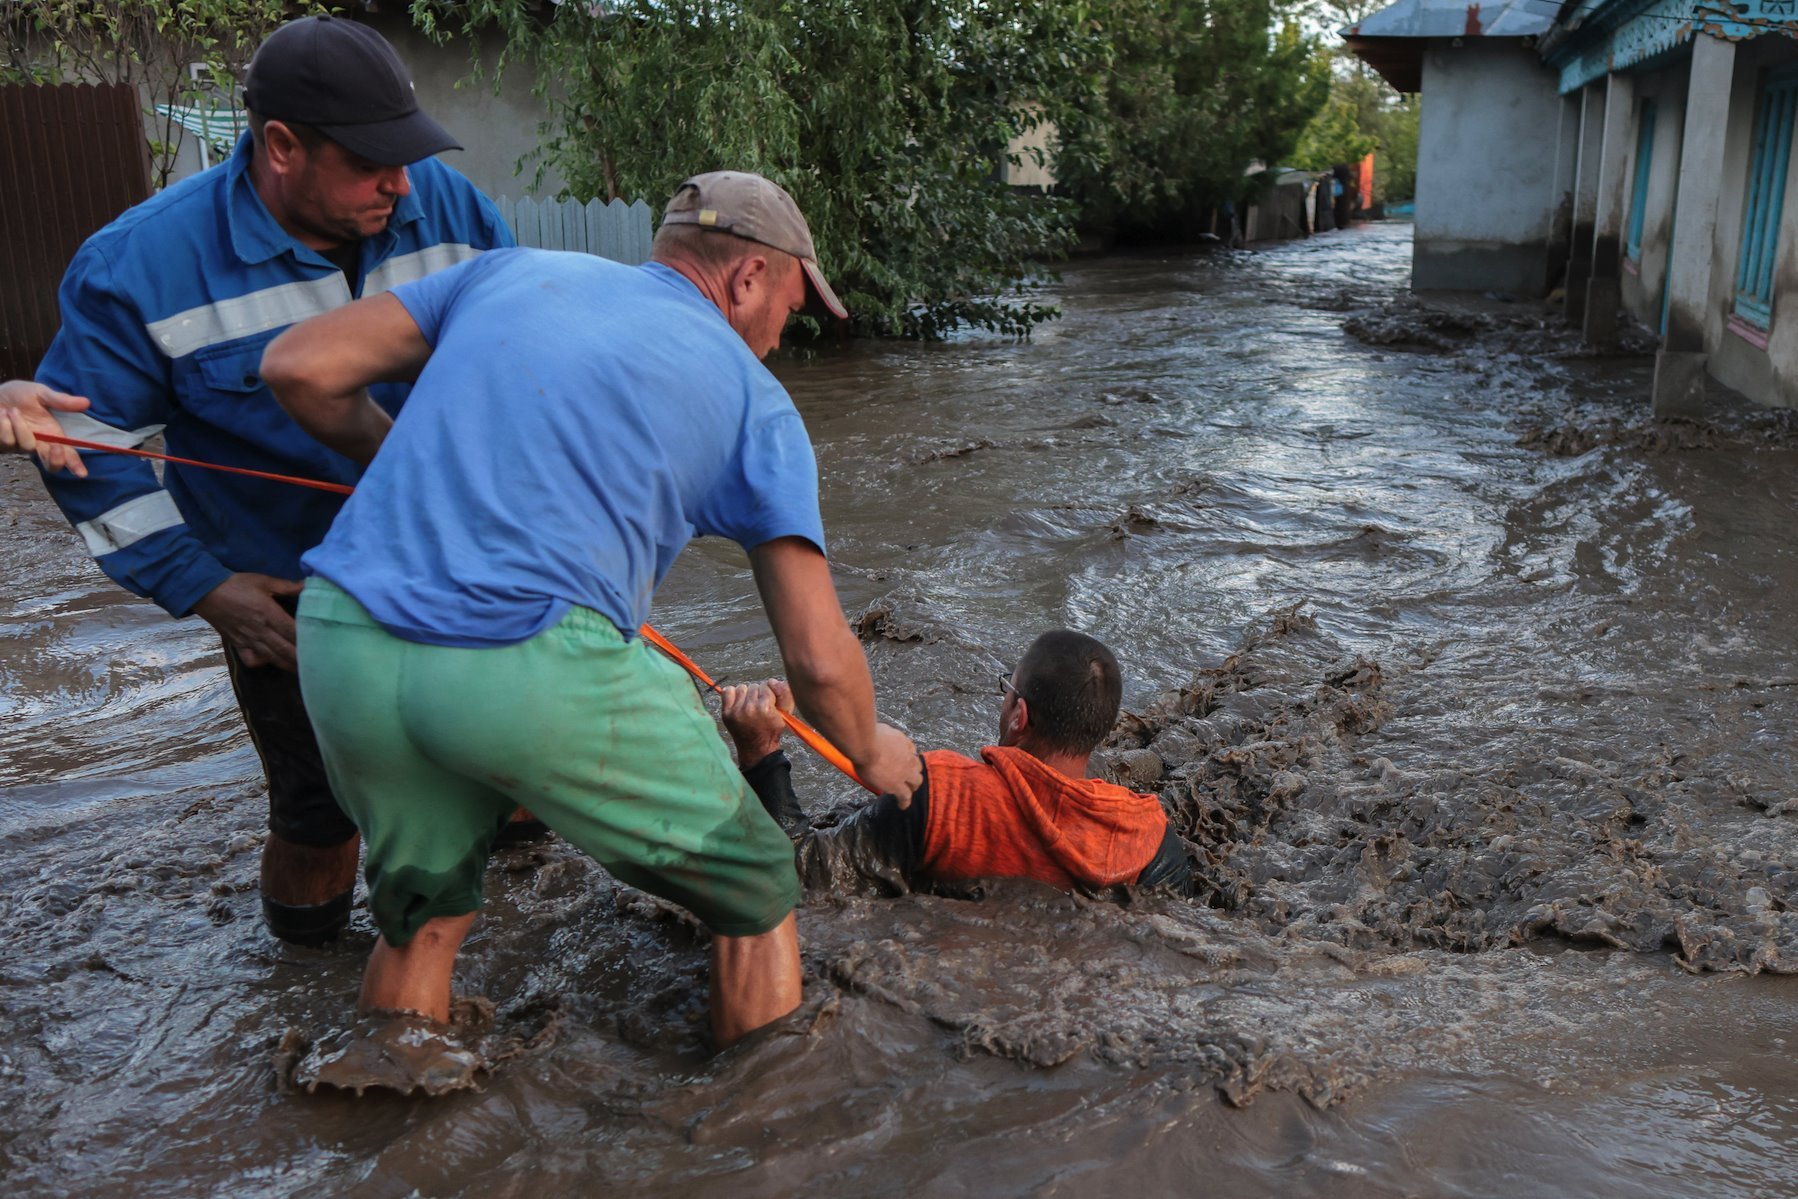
[38, 431, 870, 789]
[638, 625, 872, 792]
[38, 433, 355, 495]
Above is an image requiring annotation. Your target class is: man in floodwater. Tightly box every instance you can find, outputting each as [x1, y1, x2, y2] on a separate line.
[260, 171, 921, 1047]
[720, 630, 1191, 895]
[22, 15, 516, 947]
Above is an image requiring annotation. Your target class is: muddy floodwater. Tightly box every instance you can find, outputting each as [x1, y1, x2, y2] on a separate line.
[7, 223, 1798, 1196]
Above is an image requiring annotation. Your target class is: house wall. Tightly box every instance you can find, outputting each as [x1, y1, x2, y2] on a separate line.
[364, 12, 566, 202]
[1000, 103, 1057, 190]
[1549, 93, 1581, 285]
[1705, 37, 1798, 408]
[1618, 61, 1688, 331]
[1413, 41, 1566, 293]
[158, 12, 564, 202]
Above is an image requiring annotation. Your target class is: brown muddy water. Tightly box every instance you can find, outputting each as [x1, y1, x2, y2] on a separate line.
[5, 222, 1798, 1196]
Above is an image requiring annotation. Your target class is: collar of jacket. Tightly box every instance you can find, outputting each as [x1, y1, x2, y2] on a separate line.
[223, 131, 424, 269]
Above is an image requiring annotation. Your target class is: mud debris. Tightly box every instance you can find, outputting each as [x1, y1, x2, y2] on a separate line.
[1341, 298, 1500, 350]
[855, 599, 938, 644]
[1107, 505, 1164, 539]
[289, 1015, 486, 1098]
[284, 996, 565, 1098]
[1082, 609, 1798, 975]
[1517, 404, 1798, 457]
[909, 439, 997, 465]
[1099, 387, 1164, 405]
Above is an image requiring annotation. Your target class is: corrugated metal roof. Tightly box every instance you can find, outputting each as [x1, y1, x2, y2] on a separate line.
[1346, 0, 1559, 39]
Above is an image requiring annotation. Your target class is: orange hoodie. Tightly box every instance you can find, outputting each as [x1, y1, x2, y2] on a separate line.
[918, 746, 1169, 888]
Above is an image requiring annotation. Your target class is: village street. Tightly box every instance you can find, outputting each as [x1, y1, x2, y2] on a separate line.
[3, 223, 1797, 1196]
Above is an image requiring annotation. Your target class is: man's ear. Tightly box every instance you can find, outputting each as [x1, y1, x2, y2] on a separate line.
[260, 120, 309, 176]
[1005, 696, 1030, 742]
[728, 253, 771, 305]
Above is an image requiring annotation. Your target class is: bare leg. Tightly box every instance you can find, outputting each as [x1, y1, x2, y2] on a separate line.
[709, 911, 802, 1047]
[261, 832, 359, 904]
[358, 912, 479, 1024]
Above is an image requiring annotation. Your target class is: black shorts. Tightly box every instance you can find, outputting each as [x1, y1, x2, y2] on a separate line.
[221, 634, 358, 849]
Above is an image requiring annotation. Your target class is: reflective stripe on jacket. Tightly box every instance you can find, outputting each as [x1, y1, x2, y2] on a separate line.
[35, 133, 513, 616]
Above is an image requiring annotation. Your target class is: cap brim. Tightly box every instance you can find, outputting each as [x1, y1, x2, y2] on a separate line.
[800, 258, 848, 321]
[315, 107, 462, 166]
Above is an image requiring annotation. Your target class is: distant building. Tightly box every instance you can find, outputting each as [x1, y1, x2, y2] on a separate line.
[1349, 0, 1798, 413]
[1000, 102, 1057, 191]
[1345, 0, 1564, 296]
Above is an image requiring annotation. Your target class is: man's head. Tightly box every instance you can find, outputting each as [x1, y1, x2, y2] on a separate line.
[244, 16, 462, 249]
[999, 630, 1124, 763]
[651, 171, 848, 358]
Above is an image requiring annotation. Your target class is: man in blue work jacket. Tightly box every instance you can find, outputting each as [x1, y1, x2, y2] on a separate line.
[31, 15, 514, 946]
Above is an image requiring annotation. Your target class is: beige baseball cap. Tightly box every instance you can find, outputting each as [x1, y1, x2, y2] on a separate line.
[661, 171, 848, 321]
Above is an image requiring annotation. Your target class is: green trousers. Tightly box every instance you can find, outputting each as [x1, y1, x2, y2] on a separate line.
[296, 578, 800, 945]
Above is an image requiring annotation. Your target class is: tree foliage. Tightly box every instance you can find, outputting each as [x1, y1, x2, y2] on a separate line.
[1293, 90, 1377, 172]
[1, 0, 295, 188]
[421, 0, 1099, 338]
[1051, 0, 1332, 239]
[425, 0, 1332, 336]
[1371, 93, 1419, 203]
[1291, 4, 1421, 203]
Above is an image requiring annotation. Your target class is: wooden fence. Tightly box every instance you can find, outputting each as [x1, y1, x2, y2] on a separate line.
[0, 84, 150, 379]
[495, 196, 654, 265]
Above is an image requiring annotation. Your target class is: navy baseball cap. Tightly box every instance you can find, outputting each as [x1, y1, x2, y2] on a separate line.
[243, 15, 461, 165]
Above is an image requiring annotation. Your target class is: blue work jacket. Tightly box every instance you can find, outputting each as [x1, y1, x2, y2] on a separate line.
[34, 134, 514, 617]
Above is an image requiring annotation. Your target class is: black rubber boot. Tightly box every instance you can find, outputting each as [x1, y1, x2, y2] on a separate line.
[262, 890, 353, 947]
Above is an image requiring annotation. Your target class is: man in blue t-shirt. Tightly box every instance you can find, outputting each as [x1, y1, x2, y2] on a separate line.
[262, 172, 921, 1048]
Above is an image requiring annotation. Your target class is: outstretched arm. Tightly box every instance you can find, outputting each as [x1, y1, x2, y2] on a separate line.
[261, 293, 432, 466]
[748, 537, 921, 803]
[721, 680, 927, 894]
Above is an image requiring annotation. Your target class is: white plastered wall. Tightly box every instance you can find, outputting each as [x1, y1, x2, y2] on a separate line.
[1706, 37, 1798, 408]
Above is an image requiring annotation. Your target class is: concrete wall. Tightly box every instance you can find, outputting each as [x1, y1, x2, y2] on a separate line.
[1414, 41, 1566, 293]
[159, 12, 563, 201]
[1618, 62, 1688, 332]
[1548, 93, 1581, 285]
[1702, 38, 1798, 407]
[362, 12, 565, 202]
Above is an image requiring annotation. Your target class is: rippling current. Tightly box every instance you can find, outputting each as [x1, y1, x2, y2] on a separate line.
[5, 223, 1798, 1196]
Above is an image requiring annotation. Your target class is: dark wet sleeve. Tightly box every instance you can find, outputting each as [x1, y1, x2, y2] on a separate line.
[1133, 824, 1194, 895]
[742, 750, 809, 835]
[741, 751, 928, 895]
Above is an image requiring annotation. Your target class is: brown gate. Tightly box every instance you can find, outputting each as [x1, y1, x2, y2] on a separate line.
[0, 83, 150, 380]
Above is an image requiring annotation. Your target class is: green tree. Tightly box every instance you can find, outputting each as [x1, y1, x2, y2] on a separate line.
[1292, 90, 1376, 171]
[421, 0, 1100, 338]
[1371, 93, 1418, 203]
[1294, 0, 1421, 202]
[1051, 0, 1333, 238]
[1, 0, 297, 189]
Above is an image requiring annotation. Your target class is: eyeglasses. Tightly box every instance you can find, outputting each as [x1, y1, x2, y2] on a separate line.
[996, 671, 1019, 700]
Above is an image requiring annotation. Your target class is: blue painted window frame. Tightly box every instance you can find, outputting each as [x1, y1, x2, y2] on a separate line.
[1733, 65, 1798, 329]
[1626, 100, 1656, 262]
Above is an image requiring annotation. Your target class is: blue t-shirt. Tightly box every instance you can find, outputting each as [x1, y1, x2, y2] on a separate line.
[302, 249, 826, 647]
